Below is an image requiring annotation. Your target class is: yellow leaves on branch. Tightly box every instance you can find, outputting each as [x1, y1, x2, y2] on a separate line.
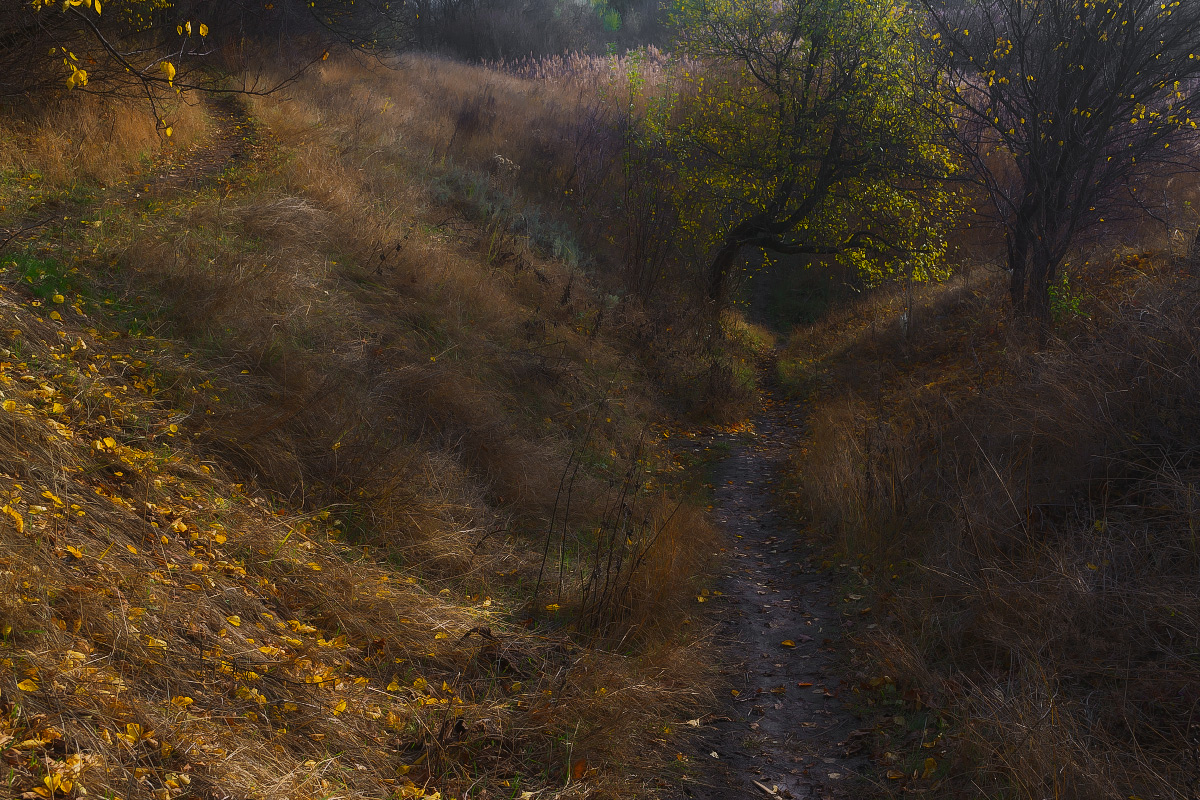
[32, 0, 101, 13]
[176, 21, 209, 37]
[65, 65, 88, 90]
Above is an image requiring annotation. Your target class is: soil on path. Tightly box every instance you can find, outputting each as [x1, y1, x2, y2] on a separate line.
[670, 377, 874, 800]
[137, 93, 252, 197]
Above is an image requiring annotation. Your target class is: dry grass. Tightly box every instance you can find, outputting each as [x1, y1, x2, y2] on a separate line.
[782, 250, 1200, 797]
[0, 51, 720, 800]
[0, 93, 205, 194]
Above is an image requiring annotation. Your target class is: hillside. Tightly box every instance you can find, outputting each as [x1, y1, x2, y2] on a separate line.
[780, 255, 1200, 797]
[0, 55, 725, 800]
[6, 12, 1200, 800]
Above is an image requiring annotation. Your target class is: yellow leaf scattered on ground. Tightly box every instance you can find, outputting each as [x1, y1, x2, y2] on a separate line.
[2, 505, 24, 533]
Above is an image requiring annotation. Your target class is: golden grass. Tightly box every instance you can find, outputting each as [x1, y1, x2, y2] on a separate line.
[0, 51, 718, 800]
[0, 93, 205, 190]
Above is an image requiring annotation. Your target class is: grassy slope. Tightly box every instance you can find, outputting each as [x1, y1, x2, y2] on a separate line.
[0, 56, 719, 800]
[781, 251, 1200, 798]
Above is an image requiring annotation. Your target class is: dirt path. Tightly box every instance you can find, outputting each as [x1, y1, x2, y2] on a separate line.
[670, 377, 873, 800]
[138, 93, 252, 197]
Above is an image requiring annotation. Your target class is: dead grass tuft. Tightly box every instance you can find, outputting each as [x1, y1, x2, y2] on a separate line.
[0, 93, 204, 190]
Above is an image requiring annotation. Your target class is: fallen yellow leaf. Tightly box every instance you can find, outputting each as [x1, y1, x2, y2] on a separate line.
[781, 640, 796, 648]
[2, 505, 24, 534]
[16, 679, 38, 692]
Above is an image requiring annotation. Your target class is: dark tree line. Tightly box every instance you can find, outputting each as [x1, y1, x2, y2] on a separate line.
[0, 0, 405, 100]
[0, 0, 667, 105]
[412, 0, 667, 60]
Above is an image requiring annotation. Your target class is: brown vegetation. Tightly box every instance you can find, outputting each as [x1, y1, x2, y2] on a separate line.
[782, 242, 1200, 797]
[0, 52, 725, 800]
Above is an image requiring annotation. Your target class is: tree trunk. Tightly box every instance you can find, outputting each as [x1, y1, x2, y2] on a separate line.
[707, 238, 743, 303]
[1026, 244, 1058, 325]
[1007, 199, 1037, 312]
[1007, 226, 1030, 311]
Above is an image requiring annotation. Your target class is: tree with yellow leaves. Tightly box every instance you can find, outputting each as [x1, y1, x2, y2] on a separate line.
[659, 0, 960, 303]
[1, 0, 215, 99]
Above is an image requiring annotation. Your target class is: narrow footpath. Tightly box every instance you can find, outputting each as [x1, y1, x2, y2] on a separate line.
[671, 378, 874, 800]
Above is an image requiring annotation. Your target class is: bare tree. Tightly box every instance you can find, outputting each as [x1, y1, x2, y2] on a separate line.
[920, 0, 1200, 318]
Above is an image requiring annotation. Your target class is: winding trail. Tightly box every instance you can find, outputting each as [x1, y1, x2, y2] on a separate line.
[138, 93, 252, 197]
[671, 373, 872, 800]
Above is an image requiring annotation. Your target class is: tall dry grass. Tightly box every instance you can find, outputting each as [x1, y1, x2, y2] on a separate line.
[0, 50, 731, 799]
[0, 93, 205, 189]
[784, 252, 1200, 797]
